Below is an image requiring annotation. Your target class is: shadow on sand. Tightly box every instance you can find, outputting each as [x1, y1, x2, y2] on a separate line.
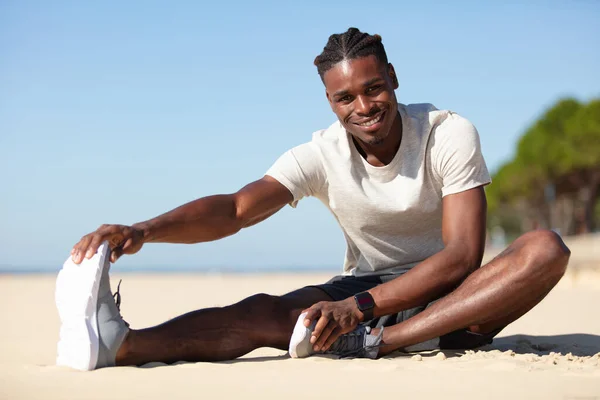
[138, 333, 600, 367]
[139, 354, 290, 368]
[486, 333, 600, 356]
[390, 333, 600, 359]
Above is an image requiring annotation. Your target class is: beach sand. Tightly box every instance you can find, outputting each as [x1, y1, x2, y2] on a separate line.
[1, 254, 599, 399]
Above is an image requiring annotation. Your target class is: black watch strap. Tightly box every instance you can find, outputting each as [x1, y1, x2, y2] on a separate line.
[354, 291, 375, 321]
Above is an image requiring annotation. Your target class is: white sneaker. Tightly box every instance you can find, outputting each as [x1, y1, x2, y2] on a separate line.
[55, 241, 129, 370]
[288, 312, 383, 359]
[288, 312, 317, 358]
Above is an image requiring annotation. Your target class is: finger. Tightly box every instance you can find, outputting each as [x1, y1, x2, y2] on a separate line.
[322, 327, 342, 351]
[86, 225, 122, 259]
[110, 237, 129, 263]
[303, 307, 321, 327]
[72, 235, 93, 264]
[71, 240, 82, 262]
[311, 315, 330, 344]
[314, 321, 337, 351]
[85, 230, 109, 260]
[115, 235, 143, 262]
[121, 237, 136, 254]
[110, 245, 123, 263]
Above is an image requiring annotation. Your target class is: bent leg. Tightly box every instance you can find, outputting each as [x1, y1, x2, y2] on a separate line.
[116, 287, 332, 365]
[378, 229, 571, 355]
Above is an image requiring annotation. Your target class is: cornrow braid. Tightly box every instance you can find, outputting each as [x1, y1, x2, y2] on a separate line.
[314, 27, 389, 81]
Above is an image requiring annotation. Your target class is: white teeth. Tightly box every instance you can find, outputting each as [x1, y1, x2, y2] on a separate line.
[358, 114, 382, 127]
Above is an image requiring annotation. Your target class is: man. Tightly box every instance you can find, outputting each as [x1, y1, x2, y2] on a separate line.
[58, 27, 570, 370]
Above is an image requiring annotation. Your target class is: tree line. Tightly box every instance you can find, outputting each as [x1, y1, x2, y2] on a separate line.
[486, 97, 600, 239]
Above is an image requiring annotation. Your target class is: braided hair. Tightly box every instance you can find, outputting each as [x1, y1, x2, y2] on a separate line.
[314, 27, 389, 82]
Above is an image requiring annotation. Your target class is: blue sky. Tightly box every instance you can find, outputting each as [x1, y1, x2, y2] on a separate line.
[1, 1, 599, 271]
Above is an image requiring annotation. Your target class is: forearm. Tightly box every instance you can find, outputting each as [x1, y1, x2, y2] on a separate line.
[133, 194, 242, 244]
[369, 246, 480, 317]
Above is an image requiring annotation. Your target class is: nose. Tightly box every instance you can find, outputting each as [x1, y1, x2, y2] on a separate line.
[354, 95, 374, 116]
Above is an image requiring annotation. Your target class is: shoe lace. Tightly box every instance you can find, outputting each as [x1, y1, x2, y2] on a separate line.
[328, 327, 366, 355]
[332, 326, 385, 359]
[112, 279, 123, 312]
[111, 279, 130, 328]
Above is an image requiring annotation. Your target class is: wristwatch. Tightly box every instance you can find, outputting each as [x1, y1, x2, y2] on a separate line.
[354, 291, 375, 321]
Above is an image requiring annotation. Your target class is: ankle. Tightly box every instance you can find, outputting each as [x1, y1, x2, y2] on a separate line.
[370, 327, 396, 357]
[115, 330, 134, 366]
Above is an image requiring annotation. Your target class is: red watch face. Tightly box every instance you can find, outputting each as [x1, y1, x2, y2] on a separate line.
[356, 293, 373, 309]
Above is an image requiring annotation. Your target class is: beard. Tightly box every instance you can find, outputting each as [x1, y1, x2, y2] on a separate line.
[365, 136, 385, 146]
[367, 136, 385, 146]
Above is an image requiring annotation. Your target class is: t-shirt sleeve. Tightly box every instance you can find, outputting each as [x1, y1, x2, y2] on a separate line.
[265, 141, 326, 207]
[431, 112, 491, 197]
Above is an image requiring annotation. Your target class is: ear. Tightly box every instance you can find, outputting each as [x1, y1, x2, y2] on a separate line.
[388, 63, 399, 89]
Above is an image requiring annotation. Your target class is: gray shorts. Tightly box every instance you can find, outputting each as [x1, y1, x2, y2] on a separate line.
[309, 274, 502, 351]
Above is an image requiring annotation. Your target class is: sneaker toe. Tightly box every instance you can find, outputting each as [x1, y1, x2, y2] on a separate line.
[288, 312, 316, 359]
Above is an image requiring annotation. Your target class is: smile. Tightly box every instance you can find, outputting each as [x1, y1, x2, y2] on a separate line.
[356, 111, 385, 127]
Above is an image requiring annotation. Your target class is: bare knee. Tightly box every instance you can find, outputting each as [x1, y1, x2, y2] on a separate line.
[522, 229, 571, 262]
[238, 293, 285, 320]
[235, 293, 298, 344]
[516, 229, 571, 279]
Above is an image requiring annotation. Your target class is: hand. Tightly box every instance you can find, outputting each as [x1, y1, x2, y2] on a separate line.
[71, 224, 145, 264]
[303, 297, 363, 352]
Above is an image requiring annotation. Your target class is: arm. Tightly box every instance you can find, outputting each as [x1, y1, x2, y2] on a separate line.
[368, 185, 487, 316]
[71, 176, 292, 263]
[134, 176, 292, 243]
[305, 186, 487, 350]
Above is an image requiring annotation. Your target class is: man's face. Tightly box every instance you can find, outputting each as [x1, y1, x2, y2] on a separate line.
[324, 55, 399, 147]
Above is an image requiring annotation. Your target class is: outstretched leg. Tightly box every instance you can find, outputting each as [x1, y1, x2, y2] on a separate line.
[377, 229, 571, 355]
[116, 287, 332, 365]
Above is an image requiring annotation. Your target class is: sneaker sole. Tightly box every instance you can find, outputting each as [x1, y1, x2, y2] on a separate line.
[288, 312, 311, 358]
[55, 243, 109, 371]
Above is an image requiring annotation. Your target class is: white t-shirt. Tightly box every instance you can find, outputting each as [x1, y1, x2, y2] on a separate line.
[266, 103, 491, 276]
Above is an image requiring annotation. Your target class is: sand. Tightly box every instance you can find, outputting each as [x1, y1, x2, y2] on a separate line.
[1, 260, 600, 398]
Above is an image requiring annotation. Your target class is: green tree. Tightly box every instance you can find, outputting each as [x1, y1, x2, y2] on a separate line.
[560, 99, 600, 232]
[487, 97, 600, 236]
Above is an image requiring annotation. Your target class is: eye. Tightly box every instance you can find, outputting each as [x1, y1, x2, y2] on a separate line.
[365, 85, 382, 94]
[337, 95, 353, 103]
